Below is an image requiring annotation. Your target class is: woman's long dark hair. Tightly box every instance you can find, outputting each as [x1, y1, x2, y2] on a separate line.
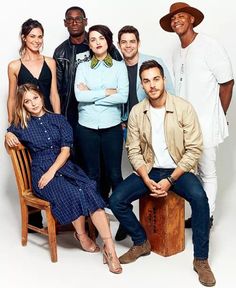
[19, 18, 44, 56]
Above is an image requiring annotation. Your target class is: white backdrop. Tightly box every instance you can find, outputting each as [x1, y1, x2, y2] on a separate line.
[0, 0, 235, 248]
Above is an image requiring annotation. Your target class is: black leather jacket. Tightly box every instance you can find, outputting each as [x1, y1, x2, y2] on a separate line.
[53, 34, 122, 127]
[53, 38, 88, 126]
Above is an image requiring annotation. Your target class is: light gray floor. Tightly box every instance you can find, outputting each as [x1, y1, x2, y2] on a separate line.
[1, 149, 235, 288]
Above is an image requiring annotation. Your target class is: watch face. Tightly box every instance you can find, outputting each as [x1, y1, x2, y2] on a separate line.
[168, 176, 176, 185]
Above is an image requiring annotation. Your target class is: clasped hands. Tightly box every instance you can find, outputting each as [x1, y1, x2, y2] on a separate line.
[145, 178, 171, 198]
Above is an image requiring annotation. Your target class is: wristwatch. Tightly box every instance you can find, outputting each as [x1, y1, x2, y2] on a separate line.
[167, 176, 176, 185]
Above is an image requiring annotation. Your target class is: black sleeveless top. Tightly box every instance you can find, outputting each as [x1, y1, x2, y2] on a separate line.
[18, 59, 53, 111]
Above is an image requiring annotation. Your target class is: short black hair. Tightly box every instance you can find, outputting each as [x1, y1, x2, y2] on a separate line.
[88, 25, 113, 53]
[65, 6, 86, 18]
[139, 60, 164, 79]
[118, 25, 140, 43]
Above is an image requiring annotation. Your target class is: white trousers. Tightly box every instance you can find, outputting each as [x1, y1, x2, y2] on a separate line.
[197, 146, 217, 217]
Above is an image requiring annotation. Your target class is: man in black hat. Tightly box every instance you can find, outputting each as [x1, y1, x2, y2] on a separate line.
[160, 2, 234, 230]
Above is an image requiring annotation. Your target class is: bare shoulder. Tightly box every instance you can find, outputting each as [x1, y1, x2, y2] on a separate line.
[8, 59, 21, 72]
[44, 56, 55, 65]
[44, 56, 56, 71]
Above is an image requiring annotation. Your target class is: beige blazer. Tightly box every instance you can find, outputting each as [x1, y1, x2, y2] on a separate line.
[126, 93, 203, 173]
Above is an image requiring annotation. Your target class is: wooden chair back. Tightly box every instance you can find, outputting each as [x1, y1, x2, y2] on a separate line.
[7, 142, 96, 262]
[7, 143, 57, 262]
[8, 143, 33, 197]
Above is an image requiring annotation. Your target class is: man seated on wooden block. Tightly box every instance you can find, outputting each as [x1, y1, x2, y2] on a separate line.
[109, 60, 216, 286]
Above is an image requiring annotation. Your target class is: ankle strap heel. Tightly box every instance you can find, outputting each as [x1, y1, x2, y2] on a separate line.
[102, 236, 112, 241]
[74, 232, 100, 253]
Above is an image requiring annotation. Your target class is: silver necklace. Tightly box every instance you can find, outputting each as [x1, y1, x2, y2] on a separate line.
[178, 33, 197, 96]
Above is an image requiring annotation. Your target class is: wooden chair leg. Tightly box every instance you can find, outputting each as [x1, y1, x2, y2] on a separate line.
[45, 208, 57, 262]
[21, 201, 28, 246]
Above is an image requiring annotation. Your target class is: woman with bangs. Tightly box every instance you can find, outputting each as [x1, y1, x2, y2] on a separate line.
[5, 83, 122, 274]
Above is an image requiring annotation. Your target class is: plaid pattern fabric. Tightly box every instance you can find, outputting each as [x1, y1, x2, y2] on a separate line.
[8, 113, 105, 224]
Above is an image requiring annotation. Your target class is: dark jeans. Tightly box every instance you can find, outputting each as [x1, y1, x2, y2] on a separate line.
[77, 124, 123, 202]
[109, 168, 210, 259]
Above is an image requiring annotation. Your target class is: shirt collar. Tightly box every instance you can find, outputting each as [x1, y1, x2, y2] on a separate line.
[142, 93, 174, 114]
[90, 53, 113, 69]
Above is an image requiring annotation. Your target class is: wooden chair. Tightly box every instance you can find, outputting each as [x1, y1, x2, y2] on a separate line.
[7, 143, 96, 263]
[140, 191, 185, 257]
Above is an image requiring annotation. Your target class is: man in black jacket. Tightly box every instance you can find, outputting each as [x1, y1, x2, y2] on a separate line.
[53, 6, 89, 132]
[54, 6, 122, 133]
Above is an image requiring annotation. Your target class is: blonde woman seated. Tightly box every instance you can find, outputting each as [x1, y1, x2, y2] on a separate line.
[5, 83, 121, 274]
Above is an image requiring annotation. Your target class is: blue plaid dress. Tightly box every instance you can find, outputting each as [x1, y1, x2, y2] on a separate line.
[8, 113, 106, 224]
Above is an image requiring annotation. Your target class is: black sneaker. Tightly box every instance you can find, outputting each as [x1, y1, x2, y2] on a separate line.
[185, 216, 213, 229]
[185, 217, 192, 228]
[115, 224, 128, 241]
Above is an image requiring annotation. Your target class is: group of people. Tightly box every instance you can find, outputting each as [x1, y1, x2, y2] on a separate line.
[5, 2, 234, 286]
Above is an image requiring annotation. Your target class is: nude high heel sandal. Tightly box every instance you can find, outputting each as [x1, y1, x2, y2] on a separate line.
[102, 237, 122, 274]
[74, 232, 100, 253]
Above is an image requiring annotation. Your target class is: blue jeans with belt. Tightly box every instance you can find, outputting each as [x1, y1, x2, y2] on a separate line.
[109, 168, 210, 259]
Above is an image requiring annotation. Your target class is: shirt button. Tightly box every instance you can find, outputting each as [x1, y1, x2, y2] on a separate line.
[50, 146, 53, 148]
[48, 137, 50, 140]
[40, 122, 43, 125]
[44, 130, 47, 133]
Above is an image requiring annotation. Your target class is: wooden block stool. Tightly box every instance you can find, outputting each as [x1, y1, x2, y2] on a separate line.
[139, 191, 185, 256]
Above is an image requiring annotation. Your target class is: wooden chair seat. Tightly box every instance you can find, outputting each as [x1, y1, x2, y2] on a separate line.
[7, 143, 95, 262]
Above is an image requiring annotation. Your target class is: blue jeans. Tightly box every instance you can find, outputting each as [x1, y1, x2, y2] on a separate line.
[109, 168, 210, 259]
[77, 124, 123, 201]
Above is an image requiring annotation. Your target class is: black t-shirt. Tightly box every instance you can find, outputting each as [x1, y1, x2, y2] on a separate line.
[67, 42, 90, 123]
[74, 43, 90, 69]
[127, 63, 138, 112]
